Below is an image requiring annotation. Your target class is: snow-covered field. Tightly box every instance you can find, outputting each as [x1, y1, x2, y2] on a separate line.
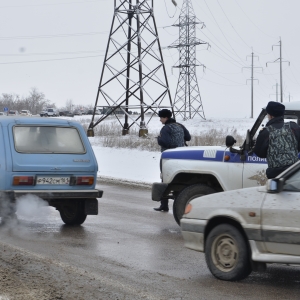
[59, 114, 262, 184]
[74, 114, 258, 136]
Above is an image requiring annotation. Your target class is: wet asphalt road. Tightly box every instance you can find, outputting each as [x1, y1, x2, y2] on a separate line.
[0, 182, 300, 299]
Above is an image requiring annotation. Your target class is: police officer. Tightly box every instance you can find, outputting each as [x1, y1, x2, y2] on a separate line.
[254, 101, 300, 179]
[154, 109, 191, 212]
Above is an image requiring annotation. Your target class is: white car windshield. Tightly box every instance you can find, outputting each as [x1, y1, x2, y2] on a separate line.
[13, 126, 85, 154]
[283, 169, 300, 191]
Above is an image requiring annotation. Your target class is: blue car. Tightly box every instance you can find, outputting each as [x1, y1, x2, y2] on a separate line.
[0, 116, 103, 225]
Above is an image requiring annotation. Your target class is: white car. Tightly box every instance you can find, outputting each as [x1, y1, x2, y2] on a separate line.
[20, 110, 32, 116]
[181, 161, 300, 281]
[40, 108, 58, 117]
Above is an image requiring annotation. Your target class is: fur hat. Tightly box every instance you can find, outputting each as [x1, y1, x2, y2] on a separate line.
[266, 101, 285, 117]
[158, 109, 172, 118]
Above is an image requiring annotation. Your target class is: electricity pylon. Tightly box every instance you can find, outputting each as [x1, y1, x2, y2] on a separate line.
[88, 0, 174, 137]
[168, 0, 207, 120]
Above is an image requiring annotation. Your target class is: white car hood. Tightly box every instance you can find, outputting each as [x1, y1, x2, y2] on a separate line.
[184, 186, 266, 226]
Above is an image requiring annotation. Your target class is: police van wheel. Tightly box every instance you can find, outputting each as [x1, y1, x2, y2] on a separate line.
[59, 200, 87, 225]
[173, 184, 216, 225]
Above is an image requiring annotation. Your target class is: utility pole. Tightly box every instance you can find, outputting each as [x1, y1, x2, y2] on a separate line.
[88, 0, 174, 137]
[269, 81, 279, 102]
[273, 82, 279, 102]
[168, 0, 208, 120]
[266, 38, 290, 103]
[242, 51, 262, 118]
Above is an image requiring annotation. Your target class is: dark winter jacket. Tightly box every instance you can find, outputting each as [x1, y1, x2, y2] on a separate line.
[253, 116, 300, 178]
[157, 118, 191, 152]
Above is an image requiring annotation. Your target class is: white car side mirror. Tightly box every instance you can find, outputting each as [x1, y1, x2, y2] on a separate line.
[267, 179, 277, 192]
[266, 178, 284, 193]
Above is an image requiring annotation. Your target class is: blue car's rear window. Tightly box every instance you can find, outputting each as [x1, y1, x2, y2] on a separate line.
[13, 126, 86, 154]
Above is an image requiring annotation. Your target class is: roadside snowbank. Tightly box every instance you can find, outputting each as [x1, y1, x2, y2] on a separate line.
[93, 146, 161, 184]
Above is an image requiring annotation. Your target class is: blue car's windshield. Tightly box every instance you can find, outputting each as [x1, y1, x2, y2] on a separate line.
[13, 126, 86, 154]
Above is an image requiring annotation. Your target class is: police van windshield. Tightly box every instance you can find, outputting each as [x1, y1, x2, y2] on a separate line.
[13, 126, 86, 154]
[259, 114, 298, 131]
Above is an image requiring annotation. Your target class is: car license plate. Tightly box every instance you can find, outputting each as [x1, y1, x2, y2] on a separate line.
[36, 177, 70, 185]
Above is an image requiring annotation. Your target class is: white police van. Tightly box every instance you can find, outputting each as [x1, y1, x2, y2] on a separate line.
[152, 101, 300, 224]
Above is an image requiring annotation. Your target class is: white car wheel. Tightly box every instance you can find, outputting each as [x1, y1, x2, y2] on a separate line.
[205, 224, 252, 281]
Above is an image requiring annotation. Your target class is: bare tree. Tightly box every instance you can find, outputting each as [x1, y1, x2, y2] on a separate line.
[0, 88, 52, 114]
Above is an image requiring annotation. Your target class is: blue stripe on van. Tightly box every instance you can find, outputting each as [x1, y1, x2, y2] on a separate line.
[161, 149, 269, 164]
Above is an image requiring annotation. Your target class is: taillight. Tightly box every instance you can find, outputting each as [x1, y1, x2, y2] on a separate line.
[70, 176, 94, 186]
[13, 176, 35, 186]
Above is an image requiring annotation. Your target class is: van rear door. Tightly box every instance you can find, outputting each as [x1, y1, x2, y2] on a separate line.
[10, 125, 96, 172]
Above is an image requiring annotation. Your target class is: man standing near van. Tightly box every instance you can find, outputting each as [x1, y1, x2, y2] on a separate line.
[254, 101, 300, 179]
[154, 109, 191, 212]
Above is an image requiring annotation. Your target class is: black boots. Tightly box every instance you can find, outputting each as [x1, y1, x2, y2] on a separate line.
[153, 206, 169, 212]
[153, 199, 169, 212]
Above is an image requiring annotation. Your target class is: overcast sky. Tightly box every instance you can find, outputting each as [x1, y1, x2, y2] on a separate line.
[0, 0, 300, 118]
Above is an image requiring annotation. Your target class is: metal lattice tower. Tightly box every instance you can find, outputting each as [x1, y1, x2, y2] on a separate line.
[88, 0, 174, 137]
[169, 0, 207, 120]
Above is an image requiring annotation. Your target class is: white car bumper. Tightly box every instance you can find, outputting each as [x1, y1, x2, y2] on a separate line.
[181, 218, 207, 252]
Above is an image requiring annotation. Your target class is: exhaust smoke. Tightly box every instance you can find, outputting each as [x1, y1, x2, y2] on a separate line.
[16, 195, 49, 220]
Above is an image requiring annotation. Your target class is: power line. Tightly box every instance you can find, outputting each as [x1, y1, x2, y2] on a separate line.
[195, 20, 247, 67]
[0, 54, 104, 65]
[164, 22, 252, 69]
[206, 67, 245, 85]
[0, 31, 109, 40]
[162, 27, 178, 36]
[199, 27, 246, 68]
[163, 0, 178, 18]
[282, 47, 300, 87]
[234, 0, 277, 39]
[207, 46, 245, 69]
[199, 77, 245, 87]
[0, 50, 106, 56]
[203, 0, 246, 66]
[193, 0, 275, 56]
[217, 0, 251, 50]
[0, 0, 107, 9]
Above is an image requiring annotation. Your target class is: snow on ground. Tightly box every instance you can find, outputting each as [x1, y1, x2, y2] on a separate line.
[93, 145, 161, 184]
